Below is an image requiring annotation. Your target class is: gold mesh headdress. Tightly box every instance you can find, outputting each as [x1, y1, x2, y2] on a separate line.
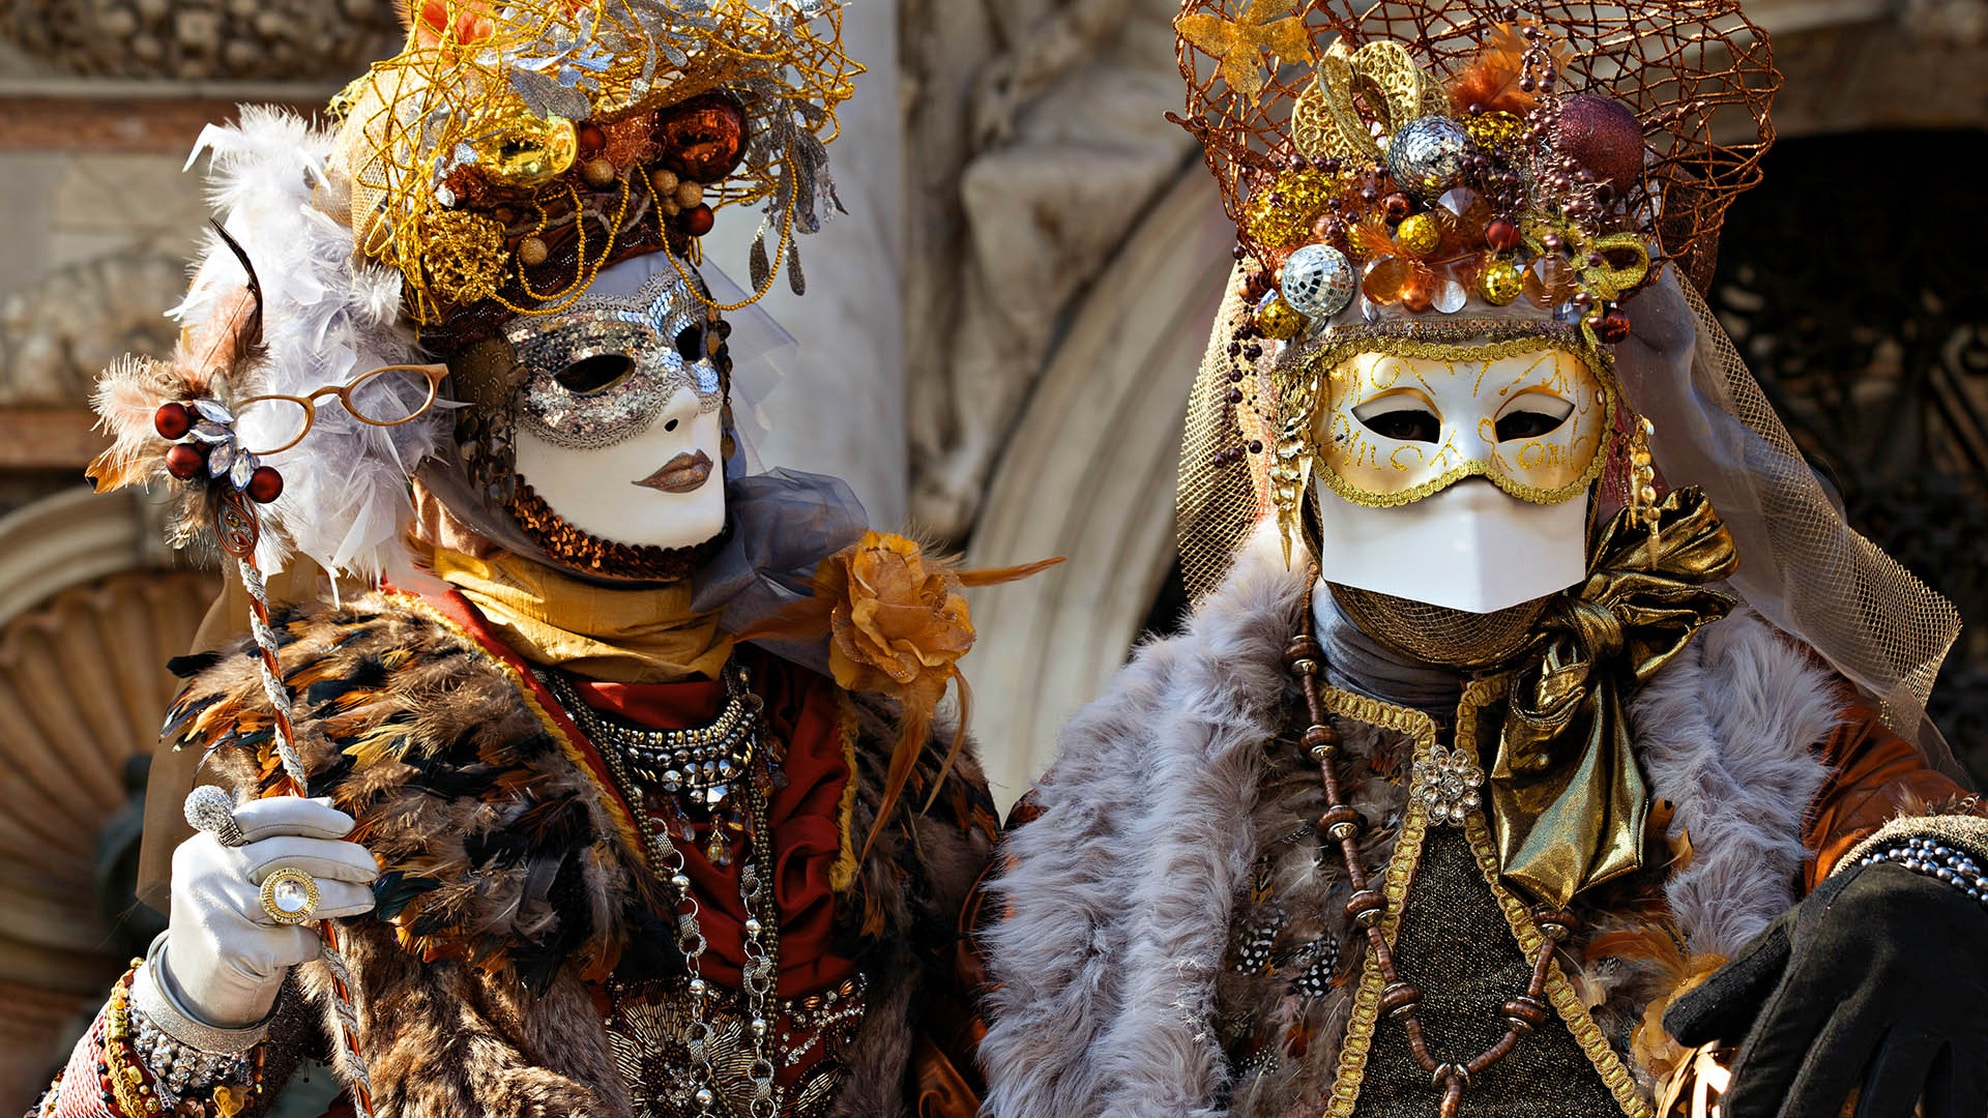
[328, 0, 856, 343]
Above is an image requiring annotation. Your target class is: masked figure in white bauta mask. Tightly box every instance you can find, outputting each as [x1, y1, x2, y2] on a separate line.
[979, 3, 1988, 1117]
[38, 5, 1036, 1118]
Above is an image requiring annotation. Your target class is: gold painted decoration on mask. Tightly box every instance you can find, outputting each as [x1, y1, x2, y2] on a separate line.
[1309, 342, 1612, 507]
[1266, 320, 1615, 557]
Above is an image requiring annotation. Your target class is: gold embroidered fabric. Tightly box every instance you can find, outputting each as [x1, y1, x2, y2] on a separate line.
[1321, 680, 1653, 1118]
[1490, 486, 1737, 908]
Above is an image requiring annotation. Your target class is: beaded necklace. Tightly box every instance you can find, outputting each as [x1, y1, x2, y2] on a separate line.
[1286, 578, 1577, 1118]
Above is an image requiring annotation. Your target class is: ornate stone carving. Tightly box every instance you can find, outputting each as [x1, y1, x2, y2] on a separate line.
[4, 0, 399, 83]
[0, 252, 185, 408]
[900, 0, 1198, 539]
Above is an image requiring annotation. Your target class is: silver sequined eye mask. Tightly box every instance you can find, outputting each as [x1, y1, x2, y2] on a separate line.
[506, 269, 725, 451]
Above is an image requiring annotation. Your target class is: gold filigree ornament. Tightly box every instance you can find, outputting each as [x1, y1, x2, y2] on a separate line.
[1292, 39, 1452, 166]
[422, 210, 511, 304]
[1175, 0, 1315, 104]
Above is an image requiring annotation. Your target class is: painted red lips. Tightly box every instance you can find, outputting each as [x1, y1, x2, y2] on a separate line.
[635, 450, 714, 494]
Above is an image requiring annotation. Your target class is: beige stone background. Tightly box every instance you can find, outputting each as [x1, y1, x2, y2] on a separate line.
[0, 0, 1984, 1108]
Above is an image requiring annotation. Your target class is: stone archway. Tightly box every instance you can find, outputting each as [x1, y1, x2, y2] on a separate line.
[0, 489, 217, 1113]
[963, 169, 1232, 804]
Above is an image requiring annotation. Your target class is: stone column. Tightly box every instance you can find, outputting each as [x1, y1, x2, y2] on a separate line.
[700, 1, 906, 526]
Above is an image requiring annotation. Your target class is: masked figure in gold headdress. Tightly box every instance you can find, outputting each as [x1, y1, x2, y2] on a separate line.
[979, 3, 1988, 1116]
[34, 5, 1020, 1117]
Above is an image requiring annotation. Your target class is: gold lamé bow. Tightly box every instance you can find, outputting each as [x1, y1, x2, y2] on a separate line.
[1292, 39, 1451, 165]
[1490, 486, 1738, 909]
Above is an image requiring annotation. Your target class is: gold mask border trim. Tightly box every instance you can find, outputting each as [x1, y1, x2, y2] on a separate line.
[1283, 331, 1619, 513]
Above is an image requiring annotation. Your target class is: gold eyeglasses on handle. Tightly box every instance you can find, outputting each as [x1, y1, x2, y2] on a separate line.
[233, 363, 449, 456]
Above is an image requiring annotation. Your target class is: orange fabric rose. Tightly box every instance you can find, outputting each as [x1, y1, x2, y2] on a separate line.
[737, 531, 1058, 851]
[823, 532, 977, 694]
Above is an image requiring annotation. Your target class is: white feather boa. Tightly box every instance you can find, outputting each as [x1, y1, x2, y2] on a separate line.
[173, 106, 438, 583]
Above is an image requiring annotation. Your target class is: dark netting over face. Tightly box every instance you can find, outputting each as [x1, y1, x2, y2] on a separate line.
[1614, 273, 1962, 763]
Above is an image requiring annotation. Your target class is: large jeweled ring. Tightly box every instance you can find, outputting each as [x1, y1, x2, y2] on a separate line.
[258, 867, 320, 926]
[184, 785, 247, 848]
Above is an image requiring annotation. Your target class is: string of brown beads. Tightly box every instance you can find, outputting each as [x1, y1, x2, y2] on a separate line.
[1287, 576, 1573, 1118]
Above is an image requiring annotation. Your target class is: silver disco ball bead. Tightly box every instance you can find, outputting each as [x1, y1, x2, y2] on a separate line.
[1388, 116, 1472, 199]
[1279, 243, 1356, 319]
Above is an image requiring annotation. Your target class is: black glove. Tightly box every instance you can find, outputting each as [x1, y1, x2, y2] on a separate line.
[1662, 858, 1988, 1118]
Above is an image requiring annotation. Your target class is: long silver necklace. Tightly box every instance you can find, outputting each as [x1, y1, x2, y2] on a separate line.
[542, 663, 781, 1118]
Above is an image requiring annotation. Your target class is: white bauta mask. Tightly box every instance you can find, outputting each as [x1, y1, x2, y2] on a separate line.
[1302, 335, 1616, 613]
[508, 264, 729, 558]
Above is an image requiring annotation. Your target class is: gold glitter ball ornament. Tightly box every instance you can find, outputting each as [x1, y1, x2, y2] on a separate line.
[1255, 294, 1306, 340]
[1465, 111, 1525, 153]
[423, 211, 510, 305]
[1245, 169, 1344, 251]
[1479, 258, 1524, 305]
[1396, 212, 1441, 256]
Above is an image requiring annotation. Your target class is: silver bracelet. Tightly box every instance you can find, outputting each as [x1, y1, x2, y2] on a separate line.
[1857, 834, 1988, 910]
[131, 936, 272, 1056]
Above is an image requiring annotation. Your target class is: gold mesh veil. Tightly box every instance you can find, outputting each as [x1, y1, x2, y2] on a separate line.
[1616, 277, 1962, 753]
[1178, 260, 1280, 597]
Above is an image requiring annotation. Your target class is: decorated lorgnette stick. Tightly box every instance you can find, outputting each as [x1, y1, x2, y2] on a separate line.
[152, 226, 445, 1118]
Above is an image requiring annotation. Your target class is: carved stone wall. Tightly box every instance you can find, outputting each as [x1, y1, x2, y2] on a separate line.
[899, 0, 1198, 539]
[3, 0, 397, 82]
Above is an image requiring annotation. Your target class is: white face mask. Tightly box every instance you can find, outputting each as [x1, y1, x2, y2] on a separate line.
[1302, 341, 1612, 613]
[514, 384, 726, 551]
[506, 266, 729, 553]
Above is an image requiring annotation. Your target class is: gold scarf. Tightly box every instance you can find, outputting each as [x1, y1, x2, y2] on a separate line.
[1490, 487, 1738, 909]
[429, 546, 733, 683]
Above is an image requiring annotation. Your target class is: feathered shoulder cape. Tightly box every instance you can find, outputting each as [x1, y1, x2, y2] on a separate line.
[163, 588, 996, 1118]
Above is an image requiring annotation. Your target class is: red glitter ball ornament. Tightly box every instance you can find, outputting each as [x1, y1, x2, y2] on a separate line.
[679, 203, 716, 237]
[1553, 95, 1646, 193]
[154, 401, 191, 439]
[654, 93, 748, 183]
[247, 465, 285, 503]
[1485, 217, 1522, 252]
[164, 443, 207, 480]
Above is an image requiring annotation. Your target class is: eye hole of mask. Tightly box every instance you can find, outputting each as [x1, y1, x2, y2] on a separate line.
[554, 353, 635, 395]
[675, 323, 706, 363]
[1353, 396, 1441, 444]
[1493, 396, 1575, 442]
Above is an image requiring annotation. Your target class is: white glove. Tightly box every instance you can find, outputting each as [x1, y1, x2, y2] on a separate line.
[158, 796, 380, 1029]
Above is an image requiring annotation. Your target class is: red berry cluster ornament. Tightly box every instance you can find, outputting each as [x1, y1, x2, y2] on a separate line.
[153, 400, 284, 504]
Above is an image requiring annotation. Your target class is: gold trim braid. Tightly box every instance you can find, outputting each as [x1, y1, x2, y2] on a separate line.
[1321, 677, 1652, 1117]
